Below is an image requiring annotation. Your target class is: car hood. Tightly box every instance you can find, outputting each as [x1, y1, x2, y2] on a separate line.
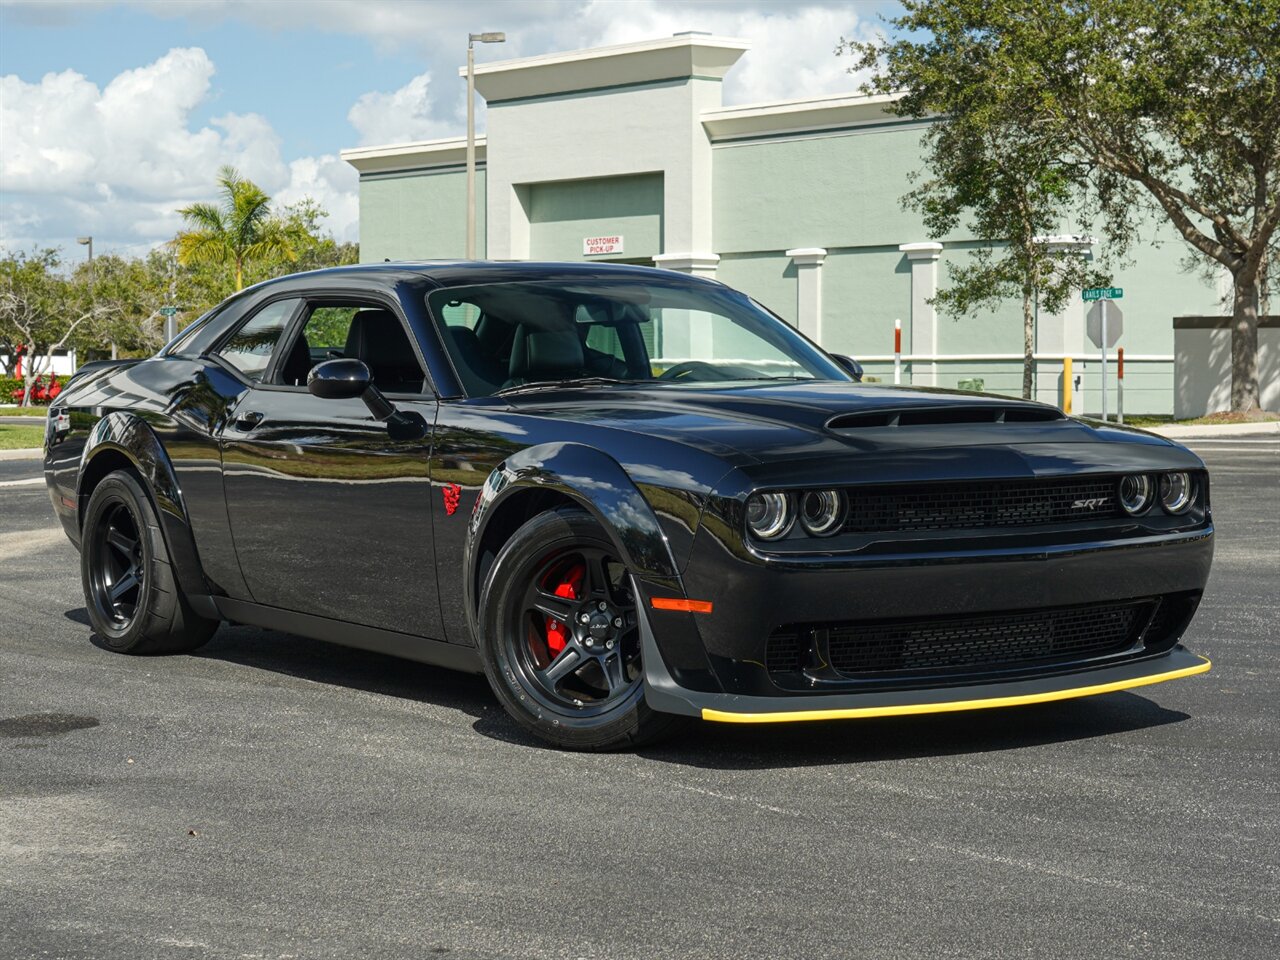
[504, 379, 1174, 465]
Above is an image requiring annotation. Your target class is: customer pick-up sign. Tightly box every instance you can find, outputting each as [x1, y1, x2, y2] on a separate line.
[583, 235, 624, 256]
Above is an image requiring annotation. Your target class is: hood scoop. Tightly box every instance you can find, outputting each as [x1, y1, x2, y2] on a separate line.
[827, 404, 1065, 431]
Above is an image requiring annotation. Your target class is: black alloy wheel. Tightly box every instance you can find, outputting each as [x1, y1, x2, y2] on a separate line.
[80, 469, 218, 654]
[513, 544, 642, 715]
[478, 507, 687, 750]
[87, 499, 146, 630]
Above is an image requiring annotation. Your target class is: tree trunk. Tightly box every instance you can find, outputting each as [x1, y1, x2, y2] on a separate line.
[1021, 283, 1035, 400]
[235, 258, 243, 292]
[1230, 269, 1261, 412]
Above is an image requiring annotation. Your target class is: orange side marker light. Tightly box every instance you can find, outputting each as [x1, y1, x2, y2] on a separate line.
[650, 598, 714, 614]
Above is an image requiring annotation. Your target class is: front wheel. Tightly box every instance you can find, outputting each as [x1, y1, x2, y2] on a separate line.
[80, 469, 219, 654]
[477, 507, 687, 750]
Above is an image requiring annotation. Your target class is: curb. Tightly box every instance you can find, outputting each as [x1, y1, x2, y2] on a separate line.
[0, 448, 43, 461]
[1149, 422, 1280, 439]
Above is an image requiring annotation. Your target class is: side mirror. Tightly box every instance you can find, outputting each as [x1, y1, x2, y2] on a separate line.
[307, 358, 370, 399]
[307, 358, 428, 442]
[831, 354, 864, 382]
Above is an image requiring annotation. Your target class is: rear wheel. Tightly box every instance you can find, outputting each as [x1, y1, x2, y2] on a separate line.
[81, 470, 218, 654]
[478, 507, 686, 750]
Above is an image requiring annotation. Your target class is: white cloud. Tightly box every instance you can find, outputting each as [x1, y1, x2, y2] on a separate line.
[347, 72, 458, 147]
[274, 154, 360, 241]
[0, 46, 355, 255]
[1, 2, 882, 254]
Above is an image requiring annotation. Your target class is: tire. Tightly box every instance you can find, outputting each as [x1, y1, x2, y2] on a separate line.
[477, 507, 688, 751]
[80, 469, 219, 654]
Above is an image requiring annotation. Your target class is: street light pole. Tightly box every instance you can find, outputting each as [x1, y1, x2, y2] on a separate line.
[466, 31, 504, 260]
[76, 236, 108, 360]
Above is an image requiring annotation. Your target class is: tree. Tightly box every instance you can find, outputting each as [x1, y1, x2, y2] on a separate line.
[0, 250, 109, 405]
[851, 0, 1280, 411]
[70, 253, 169, 356]
[174, 166, 301, 292]
[895, 90, 1107, 398]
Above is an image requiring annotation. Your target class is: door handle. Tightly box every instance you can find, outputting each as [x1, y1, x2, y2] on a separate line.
[233, 411, 264, 430]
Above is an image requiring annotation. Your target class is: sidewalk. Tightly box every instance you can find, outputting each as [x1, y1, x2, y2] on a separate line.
[0, 448, 43, 461]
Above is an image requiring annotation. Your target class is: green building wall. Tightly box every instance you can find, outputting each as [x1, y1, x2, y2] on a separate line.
[527, 173, 664, 261]
[358, 167, 486, 263]
[350, 117, 1223, 414]
[709, 121, 1215, 414]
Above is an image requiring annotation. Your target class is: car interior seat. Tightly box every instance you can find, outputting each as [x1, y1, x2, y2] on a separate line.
[447, 326, 508, 396]
[505, 325, 587, 388]
[343, 309, 424, 393]
[278, 331, 313, 387]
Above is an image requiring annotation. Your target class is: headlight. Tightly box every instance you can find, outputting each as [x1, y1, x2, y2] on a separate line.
[1118, 474, 1154, 515]
[1159, 472, 1194, 514]
[746, 491, 793, 540]
[799, 489, 845, 536]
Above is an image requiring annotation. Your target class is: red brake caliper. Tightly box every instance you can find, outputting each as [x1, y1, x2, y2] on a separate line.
[545, 563, 585, 657]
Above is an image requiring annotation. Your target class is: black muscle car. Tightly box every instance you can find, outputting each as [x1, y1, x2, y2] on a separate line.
[43, 262, 1213, 749]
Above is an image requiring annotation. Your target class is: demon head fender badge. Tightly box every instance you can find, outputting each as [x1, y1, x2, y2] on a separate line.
[442, 483, 462, 516]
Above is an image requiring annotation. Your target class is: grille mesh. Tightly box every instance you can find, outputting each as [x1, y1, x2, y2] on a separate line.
[768, 599, 1154, 678]
[842, 476, 1122, 534]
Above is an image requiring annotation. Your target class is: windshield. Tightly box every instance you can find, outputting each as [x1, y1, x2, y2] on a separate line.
[426, 276, 849, 397]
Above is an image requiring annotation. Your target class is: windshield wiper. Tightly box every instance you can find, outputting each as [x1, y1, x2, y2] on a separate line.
[496, 376, 633, 396]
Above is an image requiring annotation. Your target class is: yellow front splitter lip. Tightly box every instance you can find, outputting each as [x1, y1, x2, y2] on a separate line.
[702, 656, 1211, 724]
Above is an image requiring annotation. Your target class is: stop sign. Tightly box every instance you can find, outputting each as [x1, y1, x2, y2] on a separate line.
[1086, 301, 1123, 348]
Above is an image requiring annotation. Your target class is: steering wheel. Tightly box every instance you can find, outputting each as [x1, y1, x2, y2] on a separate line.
[657, 360, 721, 382]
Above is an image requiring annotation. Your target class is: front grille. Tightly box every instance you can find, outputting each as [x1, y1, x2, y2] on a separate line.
[842, 476, 1123, 534]
[766, 597, 1177, 680]
[827, 602, 1145, 674]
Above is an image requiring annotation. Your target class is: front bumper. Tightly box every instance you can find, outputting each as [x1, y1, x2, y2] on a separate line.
[642, 613, 1209, 721]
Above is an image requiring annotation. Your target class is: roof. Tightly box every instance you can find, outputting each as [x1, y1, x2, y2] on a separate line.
[239, 260, 725, 294]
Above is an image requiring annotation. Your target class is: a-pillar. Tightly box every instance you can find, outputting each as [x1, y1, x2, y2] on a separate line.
[899, 241, 943, 386]
[785, 247, 828, 342]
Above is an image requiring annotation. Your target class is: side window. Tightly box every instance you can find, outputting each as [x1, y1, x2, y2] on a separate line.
[277, 301, 426, 393]
[214, 299, 300, 381]
[304, 307, 357, 356]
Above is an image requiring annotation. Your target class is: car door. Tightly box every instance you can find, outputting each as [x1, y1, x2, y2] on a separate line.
[215, 293, 444, 640]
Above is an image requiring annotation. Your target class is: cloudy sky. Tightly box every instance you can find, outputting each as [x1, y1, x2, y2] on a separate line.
[0, 0, 895, 259]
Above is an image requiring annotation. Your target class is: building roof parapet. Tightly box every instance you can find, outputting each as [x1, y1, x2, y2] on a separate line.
[460, 34, 750, 103]
[341, 136, 486, 175]
[702, 91, 907, 142]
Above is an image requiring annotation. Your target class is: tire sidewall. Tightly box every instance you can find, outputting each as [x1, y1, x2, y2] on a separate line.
[477, 508, 654, 749]
[81, 472, 160, 651]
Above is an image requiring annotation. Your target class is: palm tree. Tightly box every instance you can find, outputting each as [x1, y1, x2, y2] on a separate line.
[174, 166, 298, 291]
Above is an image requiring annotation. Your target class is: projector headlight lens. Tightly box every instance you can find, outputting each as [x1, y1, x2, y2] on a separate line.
[1159, 472, 1194, 514]
[746, 491, 793, 540]
[799, 489, 845, 536]
[1118, 474, 1154, 515]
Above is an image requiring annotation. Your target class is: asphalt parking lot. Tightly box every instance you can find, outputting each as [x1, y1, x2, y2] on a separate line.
[2, 437, 1277, 960]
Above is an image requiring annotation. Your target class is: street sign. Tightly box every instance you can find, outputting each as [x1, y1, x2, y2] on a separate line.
[1086, 301, 1123, 348]
[1082, 286, 1123, 301]
[160, 306, 178, 316]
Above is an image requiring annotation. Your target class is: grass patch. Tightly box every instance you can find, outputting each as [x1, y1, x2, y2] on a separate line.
[1125, 410, 1279, 428]
[0, 406, 48, 417]
[1181, 410, 1280, 425]
[1121, 414, 1175, 428]
[0, 424, 44, 449]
